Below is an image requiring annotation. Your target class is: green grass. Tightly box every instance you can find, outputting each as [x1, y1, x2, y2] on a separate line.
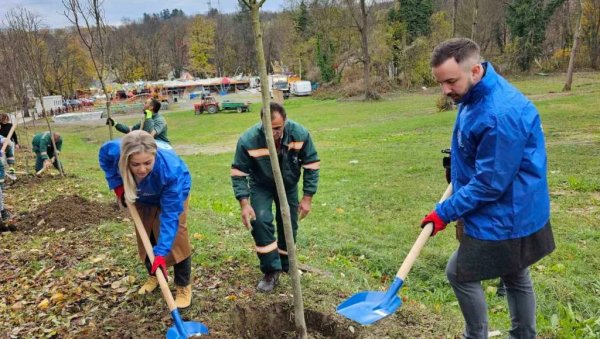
[21, 71, 600, 337]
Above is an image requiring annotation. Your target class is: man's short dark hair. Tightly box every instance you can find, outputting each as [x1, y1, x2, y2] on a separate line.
[150, 98, 161, 113]
[431, 38, 481, 67]
[261, 102, 287, 120]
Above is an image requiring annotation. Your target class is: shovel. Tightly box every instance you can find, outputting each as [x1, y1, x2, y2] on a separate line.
[36, 157, 56, 176]
[126, 202, 209, 338]
[337, 183, 453, 325]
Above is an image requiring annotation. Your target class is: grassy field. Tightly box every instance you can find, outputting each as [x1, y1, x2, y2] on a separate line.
[9, 72, 600, 337]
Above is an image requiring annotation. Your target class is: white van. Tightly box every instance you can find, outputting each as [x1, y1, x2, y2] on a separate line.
[290, 81, 312, 96]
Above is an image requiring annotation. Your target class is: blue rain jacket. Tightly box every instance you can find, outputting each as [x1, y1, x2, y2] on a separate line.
[436, 62, 550, 241]
[98, 139, 191, 256]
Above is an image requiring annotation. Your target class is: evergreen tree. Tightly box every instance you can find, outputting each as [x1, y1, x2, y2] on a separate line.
[315, 34, 335, 83]
[506, 0, 565, 71]
[295, 1, 310, 38]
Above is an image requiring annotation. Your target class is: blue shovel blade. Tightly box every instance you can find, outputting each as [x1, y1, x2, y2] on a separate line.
[166, 322, 209, 338]
[166, 309, 209, 339]
[336, 277, 403, 325]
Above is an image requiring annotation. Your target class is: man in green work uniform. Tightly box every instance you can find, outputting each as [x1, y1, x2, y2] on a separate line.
[231, 102, 320, 293]
[32, 131, 63, 172]
[106, 97, 170, 144]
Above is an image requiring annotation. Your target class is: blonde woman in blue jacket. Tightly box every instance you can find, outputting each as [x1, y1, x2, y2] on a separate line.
[99, 130, 193, 308]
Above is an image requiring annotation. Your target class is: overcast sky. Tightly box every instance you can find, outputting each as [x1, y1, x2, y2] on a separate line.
[0, 0, 288, 29]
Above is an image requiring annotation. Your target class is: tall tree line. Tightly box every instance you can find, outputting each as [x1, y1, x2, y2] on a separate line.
[1, 0, 599, 107]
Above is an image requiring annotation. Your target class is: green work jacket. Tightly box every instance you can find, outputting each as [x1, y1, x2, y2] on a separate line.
[32, 132, 63, 160]
[231, 119, 320, 200]
[115, 111, 170, 144]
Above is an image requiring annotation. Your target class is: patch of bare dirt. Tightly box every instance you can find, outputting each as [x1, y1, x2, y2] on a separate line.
[230, 300, 362, 339]
[15, 195, 126, 234]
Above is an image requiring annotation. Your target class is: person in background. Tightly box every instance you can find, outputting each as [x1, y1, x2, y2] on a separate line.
[106, 97, 169, 144]
[422, 38, 555, 339]
[98, 130, 193, 308]
[0, 113, 19, 150]
[32, 131, 62, 173]
[231, 102, 320, 293]
[0, 135, 15, 232]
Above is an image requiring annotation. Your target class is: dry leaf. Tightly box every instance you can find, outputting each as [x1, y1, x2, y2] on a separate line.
[38, 298, 50, 310]
[91, 254, 106, 263]
[50, 293, 65, 303]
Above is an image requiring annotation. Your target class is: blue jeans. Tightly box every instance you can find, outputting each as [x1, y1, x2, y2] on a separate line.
[446, 251, 537, 339]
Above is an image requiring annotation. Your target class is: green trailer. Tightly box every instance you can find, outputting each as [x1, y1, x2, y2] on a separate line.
[221, 100, 251, 113]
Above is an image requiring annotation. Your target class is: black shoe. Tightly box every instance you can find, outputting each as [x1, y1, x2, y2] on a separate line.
[257, 271, 281, 293]
[1, 209, 12, 222]
[496, 280, 507, 297]
[0, 223, 8, 232]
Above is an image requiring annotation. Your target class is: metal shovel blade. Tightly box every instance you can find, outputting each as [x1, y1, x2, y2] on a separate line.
[166, 309, 209, 339]
[336, 277, 404, 325]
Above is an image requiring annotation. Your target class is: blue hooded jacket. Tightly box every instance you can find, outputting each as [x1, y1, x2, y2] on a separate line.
[435, 62, 550, 241]
[98, 139, 191, 256]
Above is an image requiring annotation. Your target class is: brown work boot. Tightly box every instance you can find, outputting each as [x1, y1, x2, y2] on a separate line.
[257, 271, 281, 293]
[174, 284, 192, 309]
[138, 276, 159, 295]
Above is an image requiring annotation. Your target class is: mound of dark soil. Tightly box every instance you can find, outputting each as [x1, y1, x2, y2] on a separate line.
[15, 195, 126, 233]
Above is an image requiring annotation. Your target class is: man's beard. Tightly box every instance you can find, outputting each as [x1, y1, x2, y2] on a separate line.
[448, 78, 473, 103]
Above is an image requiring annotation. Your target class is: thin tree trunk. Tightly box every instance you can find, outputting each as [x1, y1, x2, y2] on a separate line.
[359, 0, 374, 100]
[563, 0, 583, 92]
[453, 0, 458, 37]
[243, 1, 308, 338]
[471, 0, 478, 40]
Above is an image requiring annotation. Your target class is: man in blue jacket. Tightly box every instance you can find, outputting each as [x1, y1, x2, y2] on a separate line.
[422, 38, 555, 338]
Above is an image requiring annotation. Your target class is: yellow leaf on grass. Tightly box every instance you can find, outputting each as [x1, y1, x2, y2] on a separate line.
[225, 295, 237, 302]
[50, 293, 65, 303]
[193, 233, 205, 240]
[38, 298, 50, 310]
[336, 208, 344, 213]
[91, 254, 106, 263]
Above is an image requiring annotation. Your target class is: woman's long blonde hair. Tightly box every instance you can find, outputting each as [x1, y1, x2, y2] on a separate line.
[118, 130, 157, 203]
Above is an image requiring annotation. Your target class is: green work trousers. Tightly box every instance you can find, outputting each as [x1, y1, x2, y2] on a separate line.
[250, 184, 299, 274]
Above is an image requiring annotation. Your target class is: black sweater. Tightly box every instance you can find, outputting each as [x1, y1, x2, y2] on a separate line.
[0, 123, 18, 145]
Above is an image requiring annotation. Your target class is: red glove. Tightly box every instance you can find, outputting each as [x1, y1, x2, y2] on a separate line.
[114, 185, 125, 206]
[150, 255, 168, 278]
[421, 210, 447, 236]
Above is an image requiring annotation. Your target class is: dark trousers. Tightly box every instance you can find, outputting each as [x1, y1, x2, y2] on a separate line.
[446, 251, 537, 339]
[250, 185, 299, 274]
[144, 231, 191, 286]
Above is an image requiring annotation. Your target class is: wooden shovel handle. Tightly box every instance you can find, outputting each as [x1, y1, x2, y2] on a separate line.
[396, 183, 453, 280]
[36, 157, 55, 176]
[127, 202, 178, 312]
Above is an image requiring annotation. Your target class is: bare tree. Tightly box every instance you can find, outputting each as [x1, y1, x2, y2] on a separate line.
[240, 1, 308, 338]
[344, 0, 380, 100]
[471, 0, 478, 40]
[63, 0, 113, 139]
[564, 0, 584, 91]
[453, 0, 459, 37]
[5, 8, 64, 176]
